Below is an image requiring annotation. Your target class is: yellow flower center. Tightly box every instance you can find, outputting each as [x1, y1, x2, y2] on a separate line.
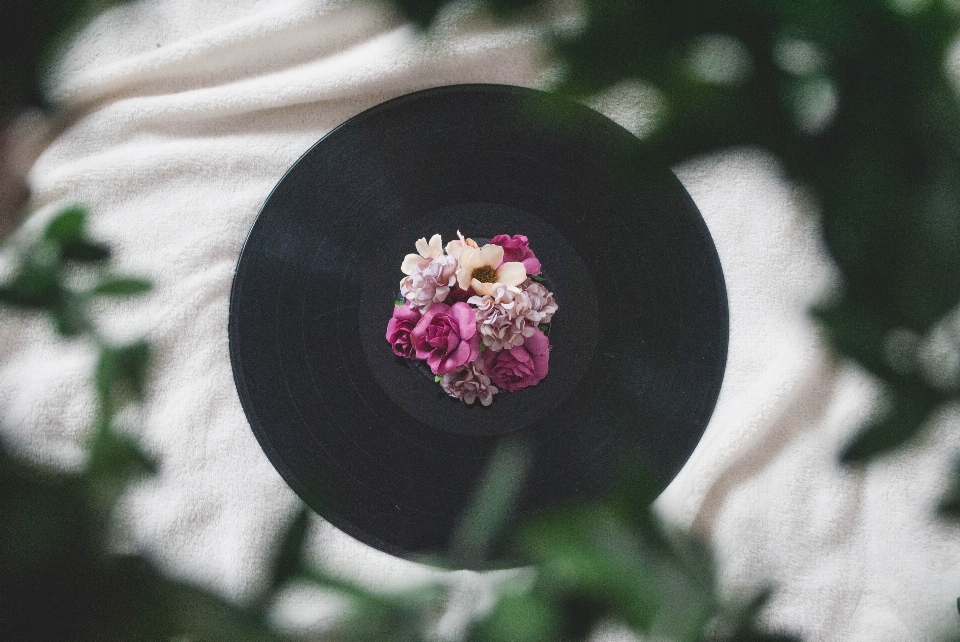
[472, 266, 498, 283]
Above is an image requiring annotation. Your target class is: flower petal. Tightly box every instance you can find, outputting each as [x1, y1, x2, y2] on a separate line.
[401, 253, 424, 275]
[446, 240, 465, 259]
[415, 237, 430, 258]
[456, 266, 474, 291]
[472, 279, 495, 296]
[478, 244, 504, 267]
[496, 261, 527, 286]
[427, 233, 444, 258]
[458, 246, 481, 270]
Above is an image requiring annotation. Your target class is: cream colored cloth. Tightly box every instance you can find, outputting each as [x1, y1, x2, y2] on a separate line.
[2, 1, 959, 639]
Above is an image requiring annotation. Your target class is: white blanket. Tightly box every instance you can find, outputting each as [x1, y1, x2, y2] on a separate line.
[3, 1, 959, 639]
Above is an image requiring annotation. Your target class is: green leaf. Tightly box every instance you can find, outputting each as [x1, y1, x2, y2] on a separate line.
[470, 590, 561, 642]
[448, 438, 531, 567]
[538, 324, 548, 332]
[88, 425, 158, 481]
[839, 385, 940, 463]
[60, 239, 111, 263]
[388, 0, 447, 28]
[434, 375, 442, 382]
[938, 459, 960, 522]
[93, 277, 152, 297]
[96, 341, 151, 410]
[479, 343, 488, 352]
[0, 262, 61, 309]
[256, 506, 311, 613]
[394, 300, 405, 306]
[530, 274, 546, 282]
[44, 206, 86, 242]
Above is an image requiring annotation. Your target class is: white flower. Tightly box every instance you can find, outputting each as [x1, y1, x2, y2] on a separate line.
[455, 244, 526, 296]
[400, 254, 458, 310]
[445, 230, 478, 260]
[401, 234, 444, 275]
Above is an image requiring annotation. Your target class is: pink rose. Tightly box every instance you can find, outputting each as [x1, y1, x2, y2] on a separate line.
[481, 328, 550, 392]
[386, 304, 421, 358]
[411, 302, 481, 375]
[490, 234, 541, 276]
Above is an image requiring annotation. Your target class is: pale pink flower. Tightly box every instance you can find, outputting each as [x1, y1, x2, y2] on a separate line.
[520, 279, 558, 326]
[440, 359, 498, 406]
[469, 284, 536, 352]
[400, 254, 458, 310]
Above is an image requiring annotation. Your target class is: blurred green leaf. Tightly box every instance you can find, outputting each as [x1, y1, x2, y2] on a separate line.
[88, 424, 157, 481]
[0, 260, 61, 308]
[93, 276, 152, 297]
[448, 438, 531, 568]
[60, 238, 111, 263]
[468, 589, 561, 642]
[938, 460, 960, 521]
[44, 205, 86, 242]
[260, 507, 311, 607]
[96, 341, 151, 410]
[387, 0, 447, 28]
[839, 384, 940, 463]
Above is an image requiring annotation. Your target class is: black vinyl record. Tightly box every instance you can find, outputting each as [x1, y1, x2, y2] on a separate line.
[229, 84, 728, 566]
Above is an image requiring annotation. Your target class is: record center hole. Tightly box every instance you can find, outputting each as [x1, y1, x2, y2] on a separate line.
[472, 266, 498, 283]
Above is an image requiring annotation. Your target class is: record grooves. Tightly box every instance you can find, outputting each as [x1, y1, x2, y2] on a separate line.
[229, 84, 728, 567]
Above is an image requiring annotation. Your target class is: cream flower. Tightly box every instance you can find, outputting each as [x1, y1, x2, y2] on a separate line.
[445, 230, 478, 260]
[455, 244, 526, 296]
[401, 234, 444, 275]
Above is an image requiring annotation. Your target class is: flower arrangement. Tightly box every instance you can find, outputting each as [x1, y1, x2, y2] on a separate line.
[386, 232, 558, 406]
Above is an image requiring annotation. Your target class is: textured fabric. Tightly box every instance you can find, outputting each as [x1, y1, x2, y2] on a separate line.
[2, 0, 959, 639]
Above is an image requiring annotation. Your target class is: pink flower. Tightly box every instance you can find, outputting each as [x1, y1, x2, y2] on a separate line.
[386, 304, 422, 358]
[481, 328, 550, 392]
[400, 254, 458, 310]
[469, 284, 535, 352]
[491, 234, 541, 276]
[411, 302, 481, 375]
[440, 360, 498, 406]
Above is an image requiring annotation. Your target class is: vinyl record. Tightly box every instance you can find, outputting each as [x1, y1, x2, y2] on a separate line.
[229, 84, 728, 567]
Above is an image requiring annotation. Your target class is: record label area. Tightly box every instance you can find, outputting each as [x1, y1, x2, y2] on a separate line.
[229, 84, 728, 565]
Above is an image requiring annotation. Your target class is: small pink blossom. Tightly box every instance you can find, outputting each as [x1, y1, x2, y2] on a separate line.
[440, 360, 498, 406]
[400, 254, 458, 311]
[491, 234, 541, 276]
[519, 279, 557, 326]
[469, 284, 535, 352]
[411, 302, 481, 375]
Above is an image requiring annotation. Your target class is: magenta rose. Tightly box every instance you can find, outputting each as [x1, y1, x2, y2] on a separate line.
[481, 328, 550, 392]
[490, 234, 541, 276]
[411, 302, 481, 375]
[386, 304, 422, 358]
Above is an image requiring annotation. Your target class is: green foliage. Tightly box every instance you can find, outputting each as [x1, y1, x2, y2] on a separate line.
[0, 0, 129, 116]
[0, 206, 292, 641]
